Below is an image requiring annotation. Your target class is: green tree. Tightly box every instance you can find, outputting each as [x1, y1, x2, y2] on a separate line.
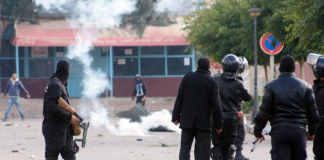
[184, 0, 277, 81]
[121, 0, 175, 36]
[184, 0, 320, 81]
[264, 0, 324, 79]
[0, 0, 38, 47]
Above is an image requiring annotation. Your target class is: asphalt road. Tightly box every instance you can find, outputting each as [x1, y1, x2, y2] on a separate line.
[0, 119, 315, 160]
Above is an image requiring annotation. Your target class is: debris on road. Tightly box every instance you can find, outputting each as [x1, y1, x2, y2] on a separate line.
[5, 123, 14, 126]
[149, 143, 178, 147]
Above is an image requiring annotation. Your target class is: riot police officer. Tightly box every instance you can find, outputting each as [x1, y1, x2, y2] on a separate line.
[310, 55, 324, 160]
[254, 55, 320, 160]
[212, 54, 252, 160]
[234, 57, 250, 160]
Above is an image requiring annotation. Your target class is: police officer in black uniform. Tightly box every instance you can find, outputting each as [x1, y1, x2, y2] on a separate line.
[42, 60, 80, 160]
[254, 55, 320, 160]
[212, 54, 252, 160]
[234, 57, 250, 160]
[311, 56, 324, 160]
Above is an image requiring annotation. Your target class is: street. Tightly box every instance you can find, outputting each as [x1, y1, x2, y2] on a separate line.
[0, 119, 315, 160]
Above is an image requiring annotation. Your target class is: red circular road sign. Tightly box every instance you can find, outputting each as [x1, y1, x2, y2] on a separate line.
[260, 33, 283, 55]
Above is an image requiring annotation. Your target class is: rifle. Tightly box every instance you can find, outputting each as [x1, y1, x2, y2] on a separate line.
[58, 97, 90, 148]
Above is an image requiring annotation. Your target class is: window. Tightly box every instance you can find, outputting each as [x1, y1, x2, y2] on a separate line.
[0, 60, 24, 78]
[114, 47, 138, 56]
[167, 46, 190, 55]
[19, 47, 25, 56]
[141, 46, 164, 55]
[101, 47, 110, 57]
[48, 47, 55, 57]
[29, 59, 54, 78]
[113, 58, 138, 76]
[55, 47, 65, 58]
[168, 58, 192, 75]
[141, 58, 165, 75]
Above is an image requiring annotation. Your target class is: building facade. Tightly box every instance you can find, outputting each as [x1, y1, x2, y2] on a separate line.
[0, 19, 196, 98]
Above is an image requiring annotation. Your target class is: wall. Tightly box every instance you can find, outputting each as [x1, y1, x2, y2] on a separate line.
[1, 77, 183, 98]
[113, 77, 183, 97]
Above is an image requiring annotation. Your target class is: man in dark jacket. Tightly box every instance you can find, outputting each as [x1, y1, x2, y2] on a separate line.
[42, 60, 80, 160]
[132, 74, 147, 107]
[254, 55, 320, 160]
[172, 57, 223, 160]
[212, 54, 252, 160]
[311, 56, 324, 160]
[3, 73, 30, 121]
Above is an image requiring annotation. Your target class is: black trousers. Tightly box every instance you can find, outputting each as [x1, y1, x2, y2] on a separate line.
[314, 128, 324, 160]
[44, 132, 77, 160]
[179, 128, 211, 160]
[136, 96, 146, 107]
[270, 126, 307, 160]
[235, 118, 245, 149]
[212, 118, 237, 160]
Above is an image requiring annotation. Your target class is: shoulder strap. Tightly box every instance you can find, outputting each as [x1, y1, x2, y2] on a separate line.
[52, 78, 69, 101]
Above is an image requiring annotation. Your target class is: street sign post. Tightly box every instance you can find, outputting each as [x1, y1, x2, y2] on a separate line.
[260, 33, 283, 80]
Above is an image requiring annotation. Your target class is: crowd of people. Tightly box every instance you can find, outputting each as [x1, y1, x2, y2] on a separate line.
[2, 54, 324, 160]
[172, 55, 324, 160]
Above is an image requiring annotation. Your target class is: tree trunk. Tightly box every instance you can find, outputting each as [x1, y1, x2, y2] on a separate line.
[299, 56, 305, 80]
[264, 64, 269, 83]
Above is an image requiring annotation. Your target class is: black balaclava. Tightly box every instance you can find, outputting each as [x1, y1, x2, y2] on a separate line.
[279, 55, 295, 73]
[50, 60, 70, 86]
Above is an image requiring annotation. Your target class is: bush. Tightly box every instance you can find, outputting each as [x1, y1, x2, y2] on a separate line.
[242, 96, 262, 114]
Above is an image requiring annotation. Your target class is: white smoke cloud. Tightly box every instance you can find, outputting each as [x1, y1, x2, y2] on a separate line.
[36, 0, 180, 136]
[36, 0, 136, 129]
[110, 110, 181, 136]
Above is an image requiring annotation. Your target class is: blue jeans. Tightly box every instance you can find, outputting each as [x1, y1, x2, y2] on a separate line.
[4, 97, 24, 120]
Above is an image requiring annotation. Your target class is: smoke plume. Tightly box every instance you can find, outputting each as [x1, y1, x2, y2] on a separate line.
[36, 0, 180, 136]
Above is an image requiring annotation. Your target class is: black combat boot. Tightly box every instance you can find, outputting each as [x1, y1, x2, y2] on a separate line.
[235, 147, 249, 160]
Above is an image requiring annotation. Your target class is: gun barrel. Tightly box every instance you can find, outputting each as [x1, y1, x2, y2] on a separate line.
[250, 139, 261, 153]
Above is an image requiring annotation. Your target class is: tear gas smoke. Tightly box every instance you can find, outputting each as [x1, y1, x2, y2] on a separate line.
[36, 0, 180, 136]
[111, 109, 181, 136]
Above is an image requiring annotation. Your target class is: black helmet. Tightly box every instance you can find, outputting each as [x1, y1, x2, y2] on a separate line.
[238, 57, 248, 74]
[313, 56, 324, 79]
[222, 54, 240, 73]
